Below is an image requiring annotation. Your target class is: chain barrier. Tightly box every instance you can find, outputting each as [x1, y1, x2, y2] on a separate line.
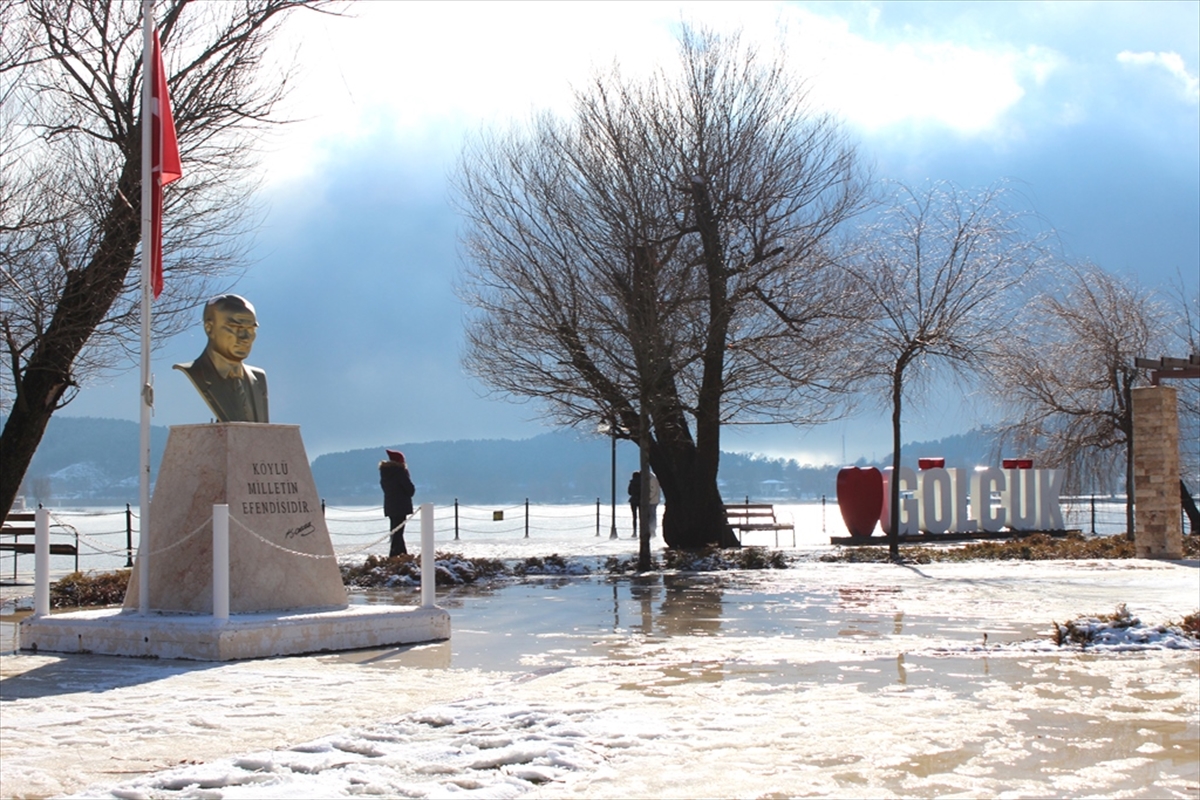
[327, 512, 419, 556]
[30, 497, 1154, 577]
[324, 503, 383, 514]
[455, 524, 527, 536]
[228, 515, 338, 560]
[45, 511, 79, 537]
[322, 515, 397, 536]
[443, 502, 599, 537]
[332, 529, 397, 556]
[136, 515, 213, 558]
[71, 530, 136, 557]
[323, 525, 393, 538]
[1060, 495, 1128, 536]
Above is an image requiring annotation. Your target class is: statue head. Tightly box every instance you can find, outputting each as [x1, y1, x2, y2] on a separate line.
[203, 294, 258, 363]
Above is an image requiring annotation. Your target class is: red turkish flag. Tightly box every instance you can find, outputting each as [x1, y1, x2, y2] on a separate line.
[150, 28, 181, 300]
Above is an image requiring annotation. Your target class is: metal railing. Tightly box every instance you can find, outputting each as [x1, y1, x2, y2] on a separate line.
[4, 494, 1187, 583]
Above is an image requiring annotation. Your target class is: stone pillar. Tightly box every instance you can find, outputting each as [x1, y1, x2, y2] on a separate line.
[123, 423, 348, 614]
[1131, 386, 1183, 559]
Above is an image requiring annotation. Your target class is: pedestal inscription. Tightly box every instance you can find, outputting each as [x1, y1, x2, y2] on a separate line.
[123, 423, 348, 614]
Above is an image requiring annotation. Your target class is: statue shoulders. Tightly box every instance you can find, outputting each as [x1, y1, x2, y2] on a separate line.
[174, 354, 216, 382]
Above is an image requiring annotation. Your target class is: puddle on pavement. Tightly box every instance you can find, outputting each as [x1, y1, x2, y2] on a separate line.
[0, 572, 1064, 673]
[0, 573, 1174, 693]
[319, 573, 1054, 674]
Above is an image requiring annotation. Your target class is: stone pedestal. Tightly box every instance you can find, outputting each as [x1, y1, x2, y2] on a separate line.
[1132, 387, 1183, 560]
[123, 423, 347, 613]
[22, 423, 449, 660]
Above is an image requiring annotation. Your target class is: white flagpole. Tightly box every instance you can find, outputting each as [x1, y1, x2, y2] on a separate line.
[137, 0, 153, 614]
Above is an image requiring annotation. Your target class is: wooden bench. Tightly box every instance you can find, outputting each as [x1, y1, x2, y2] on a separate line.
[724, 503, 796, 547]
[1, 511, 79, 583]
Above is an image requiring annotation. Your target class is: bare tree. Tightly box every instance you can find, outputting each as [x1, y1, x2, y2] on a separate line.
[455, 26, 871, 551]
[1165, 271, 1199, 520]
[0, 0, 327, 519]
[849, 182, 1047, 559]
[989, 261, 1173, 535]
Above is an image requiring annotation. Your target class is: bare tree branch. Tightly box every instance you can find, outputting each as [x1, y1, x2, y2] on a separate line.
[847, 181, 1049, 558]
[988, 261, 1177, 534]
[0, 0, 330, 518]
[454, 25, 871, 549]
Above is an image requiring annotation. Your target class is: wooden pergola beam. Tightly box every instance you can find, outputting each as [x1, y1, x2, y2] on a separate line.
[1135, 354, 1200, 386]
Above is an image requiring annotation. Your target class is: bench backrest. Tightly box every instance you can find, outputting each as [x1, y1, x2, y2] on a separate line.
[2, 512, 36, 532]
[725, 504, 778, 521]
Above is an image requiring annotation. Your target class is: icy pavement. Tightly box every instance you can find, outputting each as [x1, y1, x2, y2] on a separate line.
[2, 551, 1198, 798]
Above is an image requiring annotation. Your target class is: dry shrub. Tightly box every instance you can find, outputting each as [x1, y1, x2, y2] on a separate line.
[340, 554, 418, 587]
[341, 552, 509, 588]
[732, 547, 790, 569]
[818, 548, 933, 564]
[1053, 604, 1138, 646]
[821, 532, 1162, 563]
[947, 533, 1136, 561]
[513, 554, 589, 575]
[661, 545, 789, 571]
[50, 570, 130, 608]
[1185, 536, 1200, 559]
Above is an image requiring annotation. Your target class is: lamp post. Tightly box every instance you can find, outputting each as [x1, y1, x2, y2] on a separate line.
[599, 420, 619, 539]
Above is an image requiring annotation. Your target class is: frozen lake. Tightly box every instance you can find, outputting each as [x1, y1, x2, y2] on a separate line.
[0, 497, 1134, 583]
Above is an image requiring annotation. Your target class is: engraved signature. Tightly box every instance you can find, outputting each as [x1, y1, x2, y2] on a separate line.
[284, 520, 314, 539]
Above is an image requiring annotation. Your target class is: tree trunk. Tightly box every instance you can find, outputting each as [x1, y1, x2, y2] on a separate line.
[654, 404, 736, 550]
[1181, 480, 1200, 534]
[888, 368, 904, 560]
[1123, 379, 1135, 540]
[637, 401, 652, 571]
[657, 459, 734, 549]
[0, 405, 59, 515]
[0, 159, 140, 519]
[651, 177, 739, 551]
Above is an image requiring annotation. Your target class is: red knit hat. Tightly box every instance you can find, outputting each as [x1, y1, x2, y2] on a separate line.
[386, 449, 405, 464]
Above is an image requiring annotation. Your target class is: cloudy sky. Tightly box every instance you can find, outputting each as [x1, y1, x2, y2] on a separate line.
[64, 0, 1199, 464]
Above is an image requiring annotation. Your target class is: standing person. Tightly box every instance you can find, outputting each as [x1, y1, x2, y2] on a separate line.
[379, 449, 415, 557]
[627, 470, 641, 537]
[647, 472, 661, 538]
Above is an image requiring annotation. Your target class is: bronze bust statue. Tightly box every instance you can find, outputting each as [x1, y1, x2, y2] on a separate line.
[174, 294, 269, 423]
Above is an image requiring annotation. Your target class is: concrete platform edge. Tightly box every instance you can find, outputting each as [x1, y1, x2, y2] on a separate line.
[18, 604, 450, 661]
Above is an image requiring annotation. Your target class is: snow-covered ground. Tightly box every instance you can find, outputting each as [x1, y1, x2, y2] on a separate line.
[1, 508, 1197, 798]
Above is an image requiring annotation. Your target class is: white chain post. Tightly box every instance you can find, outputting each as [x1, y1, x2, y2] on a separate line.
[420, 503, 434, 608]
[34, 507, 50, 617]
[213, 504, 229, 621]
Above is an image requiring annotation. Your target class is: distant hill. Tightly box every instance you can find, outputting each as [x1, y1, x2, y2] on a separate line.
[11, 416, 1001, 507]
[9, 416, 169, 506]
[880, 429, 1000, 471]
[302, 427, 1004, 504]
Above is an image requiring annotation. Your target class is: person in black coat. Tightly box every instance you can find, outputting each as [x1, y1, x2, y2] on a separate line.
[379, 449, 415, 557]
[627, 470, 641, 537]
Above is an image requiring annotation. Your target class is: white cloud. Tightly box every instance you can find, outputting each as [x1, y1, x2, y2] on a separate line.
[260, 2, 687, 185]
[256, 2, 1064, 186]
[1117, 50, 1200, 102]
[780, 9, 1062, 135]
